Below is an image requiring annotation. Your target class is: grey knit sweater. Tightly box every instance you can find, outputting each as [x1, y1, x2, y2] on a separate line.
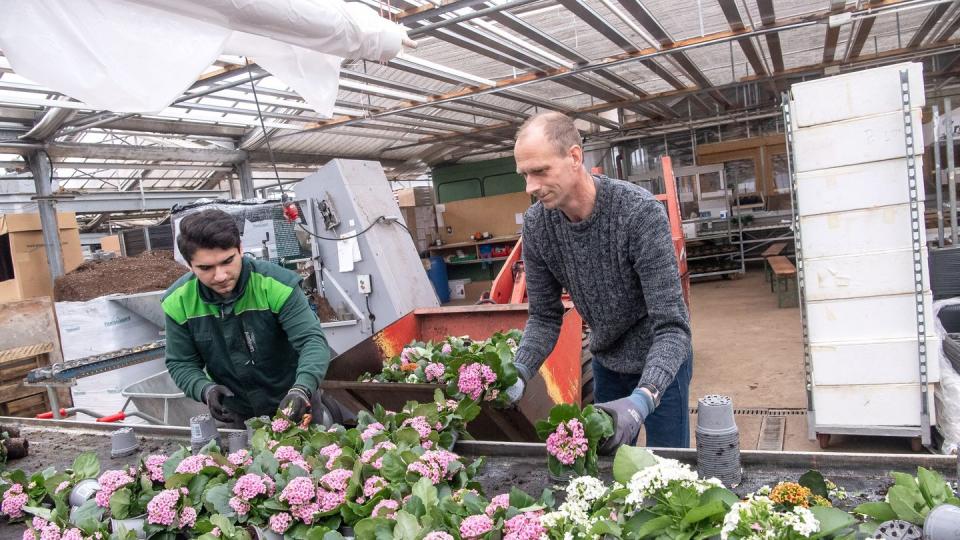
[514, 174, 692, 394]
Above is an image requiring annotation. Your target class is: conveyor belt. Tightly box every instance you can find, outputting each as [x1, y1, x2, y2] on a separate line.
[25, 341, 166, 383]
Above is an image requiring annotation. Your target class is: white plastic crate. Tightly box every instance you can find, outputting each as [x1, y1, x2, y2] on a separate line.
[799, 203, 925, 259]
[811, 336, 941, 386]
[812, 383, 936, 427]
[806, 292, 934, 344]
[802, 248, 930, 301]
[791, 62, 924, 127]
[795, 157, 924, 217]
[792, 108, 922, 173]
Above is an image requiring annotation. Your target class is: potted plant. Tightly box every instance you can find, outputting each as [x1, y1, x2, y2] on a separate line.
[97, 465, 153, 539]
[535, 404, 613, 481]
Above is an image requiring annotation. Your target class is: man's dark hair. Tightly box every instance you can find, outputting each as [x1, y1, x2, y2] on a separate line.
[177, 209, 241, 263]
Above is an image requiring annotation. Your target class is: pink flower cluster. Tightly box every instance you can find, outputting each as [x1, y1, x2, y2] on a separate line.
[145, 454, 168, 483]
[233, 474, 268, 501]
[229, 496, 251, 516]
[269, 512, 292, 534]
[399, 347, 415, 365]
[457, 363, 497, 401]
[371, 499, 399, 519]
[424, 533, 454, 540]
[147, 488, 186, 526]
[54, 482, 70, 495]
[95, 470, 134, 508]
[271, 417, 292, 433]
[320, 469, 353, 493]
[441, 343, 453, 355]
[406, 450, 459, 485]
[460, 514, 494, 539]
[425, 362, 446, 382]
[361, 422, 385, 441]
[503, 511, 546, 540]
[26, 518, 83, 540]
[279, 471, 350, 524]
[485, 493, 510, 516]
[360, 441, 396, 470]
[402, 416, 433, 440]
[363, 476, 387, 498]
[1, 484, 27, 519]
[174, 455, 216, 475]
[279, 477, 315, 506]
[319, 444, 342, 469]
[275, 446, 311, 472]
[545, 418, 589, 466]
[228, 449, 253, 468]
[179, 506, 198, 529]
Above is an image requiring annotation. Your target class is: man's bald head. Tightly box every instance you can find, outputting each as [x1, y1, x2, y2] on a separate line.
[515, 112, 582, 157]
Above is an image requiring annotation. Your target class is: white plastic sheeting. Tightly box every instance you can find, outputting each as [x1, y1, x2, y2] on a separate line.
[935, 297, 960, 454]
[0, 0, 407, 116]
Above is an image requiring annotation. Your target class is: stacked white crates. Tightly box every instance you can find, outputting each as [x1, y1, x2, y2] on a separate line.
[787, 62, 939, 445]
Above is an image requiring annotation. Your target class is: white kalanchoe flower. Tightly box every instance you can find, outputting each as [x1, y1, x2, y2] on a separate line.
[406, 374, 419, 383]
[625, 456, 718, 506]
[783, 507, 819, 537]
[565, 476, 608, 504]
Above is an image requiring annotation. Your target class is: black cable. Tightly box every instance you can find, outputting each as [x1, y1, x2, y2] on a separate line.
[364, 294, 376, 334]
[245, 57, 287, 199]
[295, 215, 407, 241]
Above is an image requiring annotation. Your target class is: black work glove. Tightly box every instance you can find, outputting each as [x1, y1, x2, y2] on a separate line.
[277, 385, 311, 422]
[596, 388, 655, 455]
[202, 384, 236, 423]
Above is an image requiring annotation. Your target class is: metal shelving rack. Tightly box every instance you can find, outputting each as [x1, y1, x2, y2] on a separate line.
[675, 165, 746, 279]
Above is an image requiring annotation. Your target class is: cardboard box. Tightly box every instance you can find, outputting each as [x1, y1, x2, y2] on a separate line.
[436, 192, 530, 243]
[396, 187, 434, 208]
[99, 235, 122, 254]
[0, 212, 83, 303]
[400, 206, 438, 253]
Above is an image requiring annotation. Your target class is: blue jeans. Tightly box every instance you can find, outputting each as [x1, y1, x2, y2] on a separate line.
[593, 354, 693, 448]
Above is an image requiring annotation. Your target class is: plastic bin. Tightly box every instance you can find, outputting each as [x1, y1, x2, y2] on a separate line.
[121, 370, 208, 426]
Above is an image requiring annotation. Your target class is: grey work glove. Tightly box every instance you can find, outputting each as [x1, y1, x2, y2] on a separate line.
[277, 385, 312, 423]
[202, 384, 236, 423]
[596, 388, 655, 455]
[505, 364, 535, 406]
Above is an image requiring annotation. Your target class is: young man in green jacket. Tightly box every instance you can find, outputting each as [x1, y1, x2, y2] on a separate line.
[162, 209, 331, 425]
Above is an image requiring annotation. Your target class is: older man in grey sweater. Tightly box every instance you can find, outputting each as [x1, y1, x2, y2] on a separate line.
[504, 111, 693, 450]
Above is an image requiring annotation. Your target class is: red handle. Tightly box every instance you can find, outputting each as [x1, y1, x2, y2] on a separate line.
[96, 412, 126, 423]
[35, 409, 68, 419]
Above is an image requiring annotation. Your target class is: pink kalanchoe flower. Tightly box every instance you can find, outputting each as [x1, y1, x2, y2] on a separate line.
[273, 445, 303, 463]
[424, 362, 446, 382]
[503, 511, 546, 540]
[94, 470, 134, 508]
[38, 522, 60, 540]
[267, 440, 279, 450]
[147, 489, 182, 526]
[406, 450, 459, 485]
[263, 475, 276, 497]
[54, 481, 71, 495]
[316, 489, 346, 512]
[399, 347, 414, 365]
[179, 507, 198, 529]
[545, 419, 588, 466]
[485, 493, 510, 516]
[402, 416, 433, 440]
[361, 422, 385, 441]
[233, 473, 267, 501]
[228, 496, 251, 516]
[459, 514, 494, 539]
[282, 459, 312, 473]
[271, 418, 292, 433]
[145, 454, 168, 483]
[320, 469, 353, 493]
[269, 513, 293, 534]
[32, 518, 47, 530]
[457, 363, 497, 400]
[280, 476, 316, 506]
[319, 444, 342, 470]
[290, 502, 320, 525]
[371, 499, 399, 519]
[424, 533, 454, 540]
[21, 529, 34, 540]
[227, 449, 253, 468]
[210, 528, 221, 537]
[360, 441, 396, 470]
[174, 455, 216, 475]
[363, 476, 387, 498]
[2, 484, 28, 519]
[60, 529, 82, 540]
[440, 343, 453, 355]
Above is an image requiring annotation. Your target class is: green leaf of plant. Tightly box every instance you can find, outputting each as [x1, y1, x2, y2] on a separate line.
[204, 483, 235, 518]
[891, 472, 920, 492]
[354, 517, 393, 540]
[887, 485, 927, 525]
[109, 488, 132, 520]
[853, 502, 897, 522]
[613, 446, 658, 484]
[164, 473, 193, 489]
[694, 527, 722, 540]
[322, 532, 345, 540]
[23, 505, 54, 521]
[412, 478, 438, 509]
[71, 499, 105, 533]
[305, 526, 332, 540]
[917, 467, 950, 508]
[699, 487, 740, 508]
[509, 487, 536, 510]
[634, 515, 674, 538]
[210, 514, 235, 537]
[799, 470, 829, 498]
[72, 453, 100, 480]
[393, 511, 420, 540]
[809, 506, 856, 539]
[680, 499, 727, 527]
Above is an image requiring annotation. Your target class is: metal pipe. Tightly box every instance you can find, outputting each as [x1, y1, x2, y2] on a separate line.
[26, 150, 65, 285]
[935, 103, 945, 247]
[947, 97, 958, 245]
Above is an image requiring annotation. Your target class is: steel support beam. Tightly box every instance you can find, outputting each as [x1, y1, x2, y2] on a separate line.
[908, 2, 951, 47]
[757, 0, 785, 72]
[823, 0, 848, 62]
[25, 150, 65, 284]
[236, 160, 255, 200]
[0, 190, 229, 214]
[717, 0, 768, 75]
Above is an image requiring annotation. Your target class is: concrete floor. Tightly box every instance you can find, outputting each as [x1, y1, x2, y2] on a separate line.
[677, 269, 926, 454]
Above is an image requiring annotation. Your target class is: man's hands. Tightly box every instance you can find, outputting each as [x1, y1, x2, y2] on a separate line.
[202, 384, 236, 423]
[278, 385, 311, 422]
[596, 388, 656, 455]
[505, 364, 535, 406]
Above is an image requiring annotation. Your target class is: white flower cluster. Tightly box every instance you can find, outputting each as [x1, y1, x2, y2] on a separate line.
[538, 476, 615, 539]
[721, 495, 819, 540]
[625, 456, 722, 506]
